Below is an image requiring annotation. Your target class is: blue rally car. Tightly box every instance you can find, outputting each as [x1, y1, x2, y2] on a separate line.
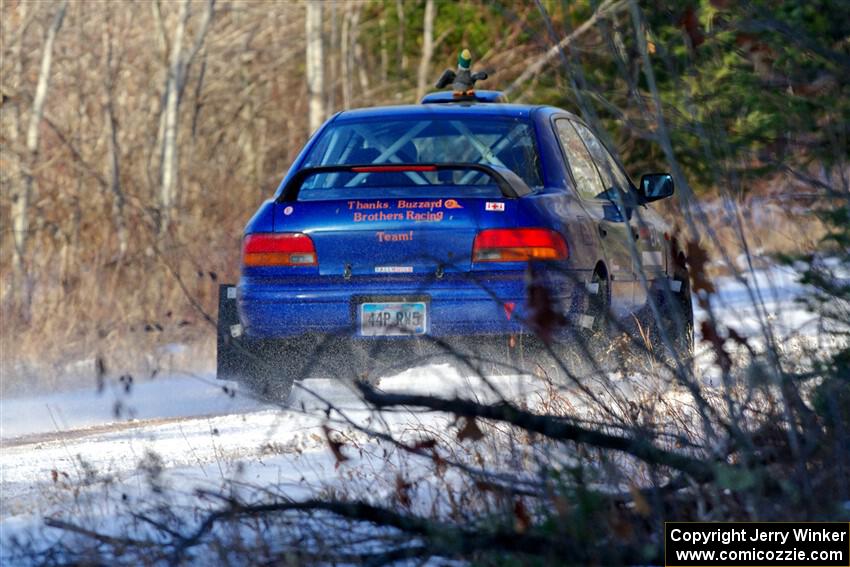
[217, 85, 693, 399]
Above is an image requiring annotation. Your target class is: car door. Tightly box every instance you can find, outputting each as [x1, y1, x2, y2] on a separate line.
[553, 117, 637, 316]
[569, 121, 667, 305]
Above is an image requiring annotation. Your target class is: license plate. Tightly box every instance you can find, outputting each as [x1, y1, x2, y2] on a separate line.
[359, 302, 427, 336]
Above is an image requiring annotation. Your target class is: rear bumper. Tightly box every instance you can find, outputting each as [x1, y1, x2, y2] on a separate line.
[237, 271, 586, 339]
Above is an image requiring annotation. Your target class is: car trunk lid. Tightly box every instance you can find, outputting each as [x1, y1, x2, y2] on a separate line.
[272, 164, 532, 276]
[274, 197, 518, 276]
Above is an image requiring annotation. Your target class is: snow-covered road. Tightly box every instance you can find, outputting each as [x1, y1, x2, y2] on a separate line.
[1, 365, 550, 523]
[1, 264, 837, 553]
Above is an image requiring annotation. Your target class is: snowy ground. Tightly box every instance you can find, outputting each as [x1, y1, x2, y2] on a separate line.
[0, 264, 840, 558]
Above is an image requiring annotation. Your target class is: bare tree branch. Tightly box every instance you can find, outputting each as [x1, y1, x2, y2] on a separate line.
[504, 0, 625, 98]
[356, 383, 718, 483]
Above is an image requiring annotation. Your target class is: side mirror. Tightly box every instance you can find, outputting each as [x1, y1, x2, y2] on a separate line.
[639, 173, 674, 203]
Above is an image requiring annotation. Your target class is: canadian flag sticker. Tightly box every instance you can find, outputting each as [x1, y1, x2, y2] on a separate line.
[485, 202, 505, 212]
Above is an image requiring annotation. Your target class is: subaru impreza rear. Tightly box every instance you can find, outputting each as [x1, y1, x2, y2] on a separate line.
[218, 103, 586, 397]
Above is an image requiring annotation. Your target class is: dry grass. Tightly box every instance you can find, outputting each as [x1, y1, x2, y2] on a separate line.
[0, 216, 240, 395]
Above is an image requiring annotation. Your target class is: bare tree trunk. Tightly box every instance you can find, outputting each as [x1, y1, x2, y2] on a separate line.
[151, 0, 170, 63]
[159, 0, 214, 237]
[159, 0, 190, 237]
[326, 2, 338, 113]
[396, 0, 406, 75]
[415, 0, 435, 101]
[149, 0, 169, 192]
[379, 11, 388, 84]
[62, 1, 84, 286]
[103, 8, 128, 258]
[341, 3, 352, 109]
[350, 7, 369, 95]
[190, 53, 207, 141]
[12, 0, 68, 312]
[4, 2, 28, 304]
[305, 0, 324, 133]
[178, 0, 215, 101]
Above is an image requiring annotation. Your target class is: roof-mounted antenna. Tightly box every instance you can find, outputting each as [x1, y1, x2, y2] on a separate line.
[435, 49, 489, 98]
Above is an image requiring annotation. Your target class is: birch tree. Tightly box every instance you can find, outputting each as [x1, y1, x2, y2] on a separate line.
[305, 0, 324, 133]
[351, 7, 369, 95]
[11, 0, 67, 310]
[158, 0, 215, 237]
[158, 0, 190, 237]
[3, 1, 29, 303]
[341, 3, 352, 109]
[159, 0, 190, 237]
[415, 0, 435, 101]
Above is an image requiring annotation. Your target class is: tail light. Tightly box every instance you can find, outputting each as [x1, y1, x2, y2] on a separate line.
[243, 233, 317, 267]
[472, 228, 568, 262]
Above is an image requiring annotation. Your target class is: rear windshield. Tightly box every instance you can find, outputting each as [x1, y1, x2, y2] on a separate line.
[299, 117, 542, 201]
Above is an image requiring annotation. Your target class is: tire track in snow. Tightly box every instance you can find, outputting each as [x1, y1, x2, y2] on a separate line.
[0, 409, 270, 450]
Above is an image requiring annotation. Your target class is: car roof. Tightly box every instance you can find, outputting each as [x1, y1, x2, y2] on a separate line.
[275, 101, 583, 199]
[333, 102, 560, 122]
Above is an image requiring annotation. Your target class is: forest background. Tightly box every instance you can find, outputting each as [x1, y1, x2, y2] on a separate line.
[1, 0, 847, 393]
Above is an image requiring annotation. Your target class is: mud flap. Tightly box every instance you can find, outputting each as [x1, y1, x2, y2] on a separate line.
[216, 284, 241, 380]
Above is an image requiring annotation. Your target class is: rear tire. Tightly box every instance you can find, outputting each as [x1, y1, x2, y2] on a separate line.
[650, 271, 695, 371]
[576, 268, 613, 358]
[216, 285, 295, 402]
[220, 340, 297, 403]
